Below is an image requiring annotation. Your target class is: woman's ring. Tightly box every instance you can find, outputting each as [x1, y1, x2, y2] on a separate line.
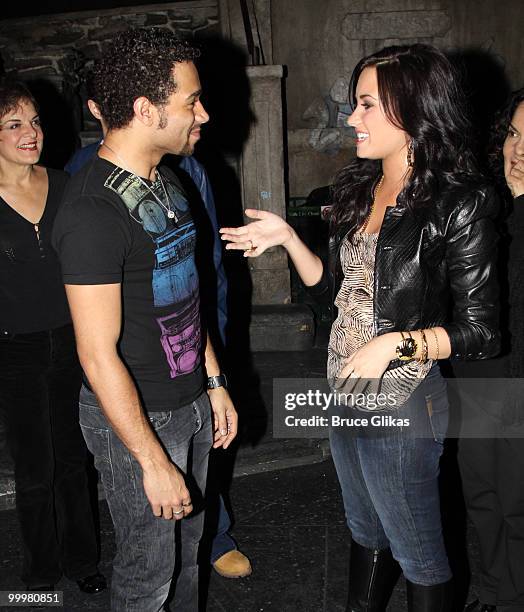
[246, 240, 253, 251]
[173, 509, 184, 515]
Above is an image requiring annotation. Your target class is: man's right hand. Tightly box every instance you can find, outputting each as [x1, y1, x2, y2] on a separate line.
[142, 460, 193, 520]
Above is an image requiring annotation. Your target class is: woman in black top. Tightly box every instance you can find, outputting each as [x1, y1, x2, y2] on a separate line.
[459, 88, 524, 612]
[0, 80, 105, 593]
[221, 45, 500, 611]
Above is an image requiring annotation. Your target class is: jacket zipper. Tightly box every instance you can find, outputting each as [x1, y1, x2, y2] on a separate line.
[34, 223, 45, 259]
[367, 550, 379, 602]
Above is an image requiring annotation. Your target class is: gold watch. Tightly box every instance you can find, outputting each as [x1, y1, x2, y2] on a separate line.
[396, 332, 417, 361]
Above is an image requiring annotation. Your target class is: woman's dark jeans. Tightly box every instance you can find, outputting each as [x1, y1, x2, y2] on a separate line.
[329, 365, 452, 586]
[0, 323, 98, 587]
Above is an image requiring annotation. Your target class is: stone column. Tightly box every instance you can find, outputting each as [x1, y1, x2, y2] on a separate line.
[241, 64, 290, 305]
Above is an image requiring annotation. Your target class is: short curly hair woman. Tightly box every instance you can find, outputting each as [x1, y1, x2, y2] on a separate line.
[0, 78, 105, 593]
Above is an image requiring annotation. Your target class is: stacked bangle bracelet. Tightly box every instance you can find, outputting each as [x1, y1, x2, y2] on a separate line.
[419, 329, 429, 363]
[430, 328, 440, 360]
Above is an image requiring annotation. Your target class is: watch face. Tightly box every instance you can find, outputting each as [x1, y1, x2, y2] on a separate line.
[208, 375, 227, 389]
[396, 337, 417, 360]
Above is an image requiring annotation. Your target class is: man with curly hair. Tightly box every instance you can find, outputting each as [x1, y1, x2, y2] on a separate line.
[53, 28, 238, 611]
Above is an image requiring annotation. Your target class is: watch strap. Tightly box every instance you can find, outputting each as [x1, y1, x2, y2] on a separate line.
[207, 374, 228, 389]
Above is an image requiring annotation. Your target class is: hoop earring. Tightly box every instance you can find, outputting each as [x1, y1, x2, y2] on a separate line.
[407, 141, 414, 167]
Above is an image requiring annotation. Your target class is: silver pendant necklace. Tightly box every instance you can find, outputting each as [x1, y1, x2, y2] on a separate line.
[101, 142, 175, 219]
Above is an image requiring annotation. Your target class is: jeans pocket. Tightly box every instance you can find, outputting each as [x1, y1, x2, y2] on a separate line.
[148, 411, 172, 431]
[425, 394, 446, 444]
[79, 423, 115, 491]
[79, 384, 99, 408]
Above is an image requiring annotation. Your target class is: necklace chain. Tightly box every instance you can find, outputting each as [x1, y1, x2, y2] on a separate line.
[360, 174, 384, 233]
[101, 142, 175, 219]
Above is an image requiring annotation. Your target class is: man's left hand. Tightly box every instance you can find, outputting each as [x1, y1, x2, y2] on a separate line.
[207, 387, 238, 449]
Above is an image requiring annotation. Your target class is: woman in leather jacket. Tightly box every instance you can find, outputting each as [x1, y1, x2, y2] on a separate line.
[221, 44, 500, 612]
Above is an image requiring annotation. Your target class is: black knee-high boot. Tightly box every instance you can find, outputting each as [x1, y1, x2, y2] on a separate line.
[346, 540, 401, 611]
[406, 579, 454, 611]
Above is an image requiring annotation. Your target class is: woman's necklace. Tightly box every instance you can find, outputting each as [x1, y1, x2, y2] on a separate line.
[359, 174, 384, 290]
[360, 174, 384, 233]
[101, 142, 175, 219]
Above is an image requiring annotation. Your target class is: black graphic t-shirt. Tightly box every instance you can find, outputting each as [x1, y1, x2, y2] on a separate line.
[53, 156, 203, 411]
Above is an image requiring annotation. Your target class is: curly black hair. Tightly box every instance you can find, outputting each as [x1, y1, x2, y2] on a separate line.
[487, 87, 524, 197]
[89, 28, 200, 130]
[0, 79, 38, 120]
[330, 44, 482, 240]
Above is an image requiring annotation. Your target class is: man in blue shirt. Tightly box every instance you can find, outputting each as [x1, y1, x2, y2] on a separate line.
[65, 99, 251, 580]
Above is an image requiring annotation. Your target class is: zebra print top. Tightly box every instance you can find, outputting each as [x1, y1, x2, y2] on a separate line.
[327, 232, 432, 407]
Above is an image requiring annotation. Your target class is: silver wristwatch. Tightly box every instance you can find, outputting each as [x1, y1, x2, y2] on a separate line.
[207, 374, 228, 390]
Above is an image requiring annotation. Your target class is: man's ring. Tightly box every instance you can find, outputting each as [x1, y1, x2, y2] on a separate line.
[173, 509, 184, 515]
[246, 239, 253, 251]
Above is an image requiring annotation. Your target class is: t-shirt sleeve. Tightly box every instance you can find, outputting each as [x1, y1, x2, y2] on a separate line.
[52, 194, 131, 285]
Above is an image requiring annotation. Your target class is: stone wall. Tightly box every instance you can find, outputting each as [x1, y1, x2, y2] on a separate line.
[0, 1, 220, 132]
[0, 1, 219, 75]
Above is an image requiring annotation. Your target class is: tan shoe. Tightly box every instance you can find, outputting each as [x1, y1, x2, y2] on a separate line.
[212, 550, 252, 578]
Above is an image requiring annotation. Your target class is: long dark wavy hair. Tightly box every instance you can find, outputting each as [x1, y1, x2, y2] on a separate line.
[487, 87, 524, 200]
[330, 44, 481, 240]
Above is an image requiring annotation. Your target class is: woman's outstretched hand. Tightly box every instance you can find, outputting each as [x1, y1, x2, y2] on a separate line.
[220, 209, 294, 257]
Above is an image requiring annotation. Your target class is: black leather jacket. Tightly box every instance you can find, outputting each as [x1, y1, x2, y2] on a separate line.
[308, 182, 501, 368]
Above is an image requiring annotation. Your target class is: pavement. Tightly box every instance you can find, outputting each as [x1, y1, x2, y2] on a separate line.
[0, 332, 484, 611]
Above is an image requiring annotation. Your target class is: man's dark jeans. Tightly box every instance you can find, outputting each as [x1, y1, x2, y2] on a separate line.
[0, 323, 99, 586]
[79, 386, 212, 612]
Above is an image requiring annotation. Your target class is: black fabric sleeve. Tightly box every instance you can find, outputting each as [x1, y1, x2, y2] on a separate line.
[46, 167, 70, 191]
[511, 195, 524, 232]
[304, 264, 331, 298]
[303, 239, 332, 300]
[441, 185, 501, 360]
[52, 194, 132, 285]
